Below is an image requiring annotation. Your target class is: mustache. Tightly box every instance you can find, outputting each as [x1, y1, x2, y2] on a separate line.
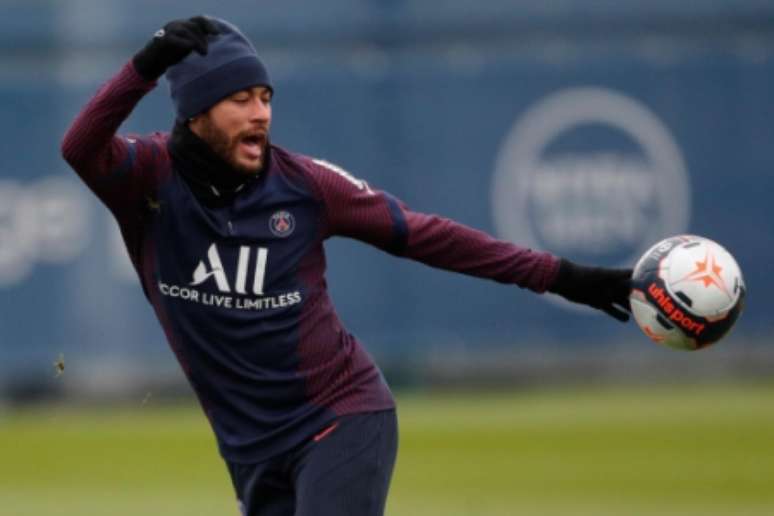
[236, 127, 269, 140]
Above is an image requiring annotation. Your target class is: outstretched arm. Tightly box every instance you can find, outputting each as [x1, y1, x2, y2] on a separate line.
[305, 158, 559, 291]
[305, 157, 631, 320]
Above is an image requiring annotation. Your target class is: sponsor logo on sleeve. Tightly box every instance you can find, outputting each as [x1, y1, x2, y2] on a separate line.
[312, 158, 373, 193]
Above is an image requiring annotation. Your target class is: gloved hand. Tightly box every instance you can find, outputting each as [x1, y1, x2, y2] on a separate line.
[133, 16, 219, 81]
[547, 259, 633, 322]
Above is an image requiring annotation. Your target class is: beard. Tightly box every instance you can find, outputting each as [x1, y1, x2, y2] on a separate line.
[196, 116, 267, 175]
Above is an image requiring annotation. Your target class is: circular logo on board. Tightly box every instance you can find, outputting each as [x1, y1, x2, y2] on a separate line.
[269, 210, 295, 238]
[492, 87, 690, 266]
[491, 87, 691, 309]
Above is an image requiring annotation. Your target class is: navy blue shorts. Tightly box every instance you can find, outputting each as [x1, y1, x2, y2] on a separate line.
[226, 409, 398, 516]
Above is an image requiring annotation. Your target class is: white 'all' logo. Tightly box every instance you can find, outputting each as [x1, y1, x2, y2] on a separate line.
[190, 243, 268, 295]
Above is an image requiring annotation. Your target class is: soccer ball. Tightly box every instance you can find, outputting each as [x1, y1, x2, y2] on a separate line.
[629, 235, 746, 350]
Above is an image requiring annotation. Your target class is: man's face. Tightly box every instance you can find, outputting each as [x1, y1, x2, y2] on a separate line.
[190, 86, 272, 175]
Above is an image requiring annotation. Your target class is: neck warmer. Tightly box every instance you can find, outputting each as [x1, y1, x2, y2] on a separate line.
[167, 122, 266, 205]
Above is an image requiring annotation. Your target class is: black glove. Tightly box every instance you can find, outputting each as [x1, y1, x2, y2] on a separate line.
[133, 16, 219, 81]
[547, 259, 633, 322]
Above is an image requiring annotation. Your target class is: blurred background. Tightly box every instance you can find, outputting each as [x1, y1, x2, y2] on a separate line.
[1, 1, 773, 515]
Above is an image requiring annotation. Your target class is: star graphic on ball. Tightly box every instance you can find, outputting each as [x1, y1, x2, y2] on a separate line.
[677, 250, 729, 295]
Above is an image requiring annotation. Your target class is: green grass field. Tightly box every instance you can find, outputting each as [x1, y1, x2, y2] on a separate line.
[1, 382, 773, 516]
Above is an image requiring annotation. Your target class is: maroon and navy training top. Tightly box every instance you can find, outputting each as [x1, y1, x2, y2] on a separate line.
[61, 61, 560, 464]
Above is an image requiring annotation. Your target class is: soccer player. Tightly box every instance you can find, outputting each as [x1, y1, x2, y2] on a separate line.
[61, 16, 632, 516]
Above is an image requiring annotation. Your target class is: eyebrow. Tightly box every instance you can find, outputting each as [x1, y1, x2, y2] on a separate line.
[231, 87, 270, 97]
[239, 87, 272, 97]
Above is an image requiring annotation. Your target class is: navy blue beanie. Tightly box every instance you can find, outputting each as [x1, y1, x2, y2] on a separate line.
[166, 17, 272, 120]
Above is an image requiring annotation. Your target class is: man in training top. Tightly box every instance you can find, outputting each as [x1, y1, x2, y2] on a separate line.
[61, 16, 632, 516]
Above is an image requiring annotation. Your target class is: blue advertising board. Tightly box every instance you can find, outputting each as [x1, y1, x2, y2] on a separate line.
[1, 1, 772, 384]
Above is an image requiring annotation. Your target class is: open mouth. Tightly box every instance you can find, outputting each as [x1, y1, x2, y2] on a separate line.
[239, 133, 266, 161]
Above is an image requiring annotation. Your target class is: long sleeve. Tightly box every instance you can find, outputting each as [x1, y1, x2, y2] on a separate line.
[60, 60, 169, 217]
[303, 157, 560, 293]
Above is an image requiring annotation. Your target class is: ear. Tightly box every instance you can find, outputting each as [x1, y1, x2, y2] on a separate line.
[188, 115, 204, 138]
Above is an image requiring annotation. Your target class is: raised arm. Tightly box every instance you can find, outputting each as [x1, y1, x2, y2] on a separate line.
[60, 61, 162, 212]
[61, 16, 218, 215]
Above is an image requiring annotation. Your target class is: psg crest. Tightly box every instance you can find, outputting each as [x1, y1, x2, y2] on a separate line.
[269, 210, 295, 238]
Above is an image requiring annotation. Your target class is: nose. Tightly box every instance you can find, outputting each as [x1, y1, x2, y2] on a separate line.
[249, 97, 271, 123]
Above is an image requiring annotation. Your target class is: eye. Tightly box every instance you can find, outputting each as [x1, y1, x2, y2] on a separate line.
[259, 89, 273, 102]
[231, 94, 250, 103]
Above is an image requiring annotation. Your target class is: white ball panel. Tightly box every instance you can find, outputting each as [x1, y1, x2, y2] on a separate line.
[663, 238, 742, 316]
